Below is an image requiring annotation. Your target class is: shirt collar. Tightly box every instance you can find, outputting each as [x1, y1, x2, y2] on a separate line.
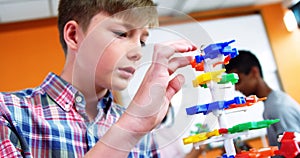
[99, 90, 113, 114]
[40, 72, 113, 114]
[40, 72, 77, 112]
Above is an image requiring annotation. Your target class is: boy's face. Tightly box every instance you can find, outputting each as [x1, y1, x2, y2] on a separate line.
[74, 12, 149, 92]
[230, 69, 257, 96]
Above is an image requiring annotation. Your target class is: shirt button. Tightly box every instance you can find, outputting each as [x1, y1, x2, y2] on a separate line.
[76, 96, 83, 103]
[65, 103, 71, 109]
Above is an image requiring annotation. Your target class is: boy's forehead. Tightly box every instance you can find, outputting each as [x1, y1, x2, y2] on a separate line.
[229, 69, 241, 75]
[111, 16, 152, 30]
[89, 6, 158, 30]
[89, 12, 151, 33]
[110, 6, 158, 28]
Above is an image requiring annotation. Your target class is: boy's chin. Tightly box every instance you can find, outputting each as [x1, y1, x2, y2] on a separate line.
[111, 83, 129, 91]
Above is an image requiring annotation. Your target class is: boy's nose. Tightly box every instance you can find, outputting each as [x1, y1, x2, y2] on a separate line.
[127, 48, 142, 61]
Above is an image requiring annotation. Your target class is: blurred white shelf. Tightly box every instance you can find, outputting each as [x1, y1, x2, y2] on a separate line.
[0, 0, 58, 23]
[0, 0, 282, 24]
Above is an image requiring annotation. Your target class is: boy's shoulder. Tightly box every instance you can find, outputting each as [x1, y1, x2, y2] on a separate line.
[1, 87, 39, 96]
[0, 87, 43, 107]
[0, 72, 65, 107]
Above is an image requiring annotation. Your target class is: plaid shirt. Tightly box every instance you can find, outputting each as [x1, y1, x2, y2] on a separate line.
[0, 72, 160, 158]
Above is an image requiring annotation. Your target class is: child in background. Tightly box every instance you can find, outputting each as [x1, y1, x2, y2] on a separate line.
[225, 50, 300, 146]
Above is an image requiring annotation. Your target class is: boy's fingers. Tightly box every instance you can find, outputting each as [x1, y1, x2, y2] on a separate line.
[163, 40, 197, 53]
[153, 40, 197, 60]
[165, 74, 185, 101]
[168, 56, 193, 75]
[151, 41, 196, 75]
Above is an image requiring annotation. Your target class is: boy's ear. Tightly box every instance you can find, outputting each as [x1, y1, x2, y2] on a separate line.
[250, 66, 260, 77]
[64, 20, 80, 51]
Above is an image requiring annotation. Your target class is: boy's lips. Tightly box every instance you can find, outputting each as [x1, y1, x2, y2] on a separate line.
[118, 66, 136, 79]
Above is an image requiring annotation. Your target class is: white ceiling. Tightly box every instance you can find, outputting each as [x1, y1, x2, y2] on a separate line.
[0, 0, 289, 24]
[155, 0, 283, 16]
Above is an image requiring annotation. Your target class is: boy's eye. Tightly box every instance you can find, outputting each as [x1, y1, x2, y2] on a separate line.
[140, 41, 146, 47]
[114, 31, 127, 37]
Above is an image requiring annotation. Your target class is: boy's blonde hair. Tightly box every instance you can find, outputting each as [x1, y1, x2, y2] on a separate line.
[58, 0, 158, 54]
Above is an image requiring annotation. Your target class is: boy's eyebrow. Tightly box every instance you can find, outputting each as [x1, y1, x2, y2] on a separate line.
[142, 30, 149, 37]
[114, 20, 149, 37]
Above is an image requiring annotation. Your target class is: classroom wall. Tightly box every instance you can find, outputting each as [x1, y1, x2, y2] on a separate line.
[261, 4, 300, 103]
[0, 18, 64, 92]
[0, 3, 300, 104]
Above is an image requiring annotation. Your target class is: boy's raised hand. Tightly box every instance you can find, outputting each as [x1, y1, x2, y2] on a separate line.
[120, 40, 197, 133]
[91, 40, 197, 156]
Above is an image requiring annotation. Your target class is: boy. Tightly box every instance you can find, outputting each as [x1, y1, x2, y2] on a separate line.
[0, 0, 197, 157]
[225, 50, 300, 146]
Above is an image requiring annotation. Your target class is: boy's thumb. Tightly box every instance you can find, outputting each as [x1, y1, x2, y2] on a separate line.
[166, 74, 185, 101]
